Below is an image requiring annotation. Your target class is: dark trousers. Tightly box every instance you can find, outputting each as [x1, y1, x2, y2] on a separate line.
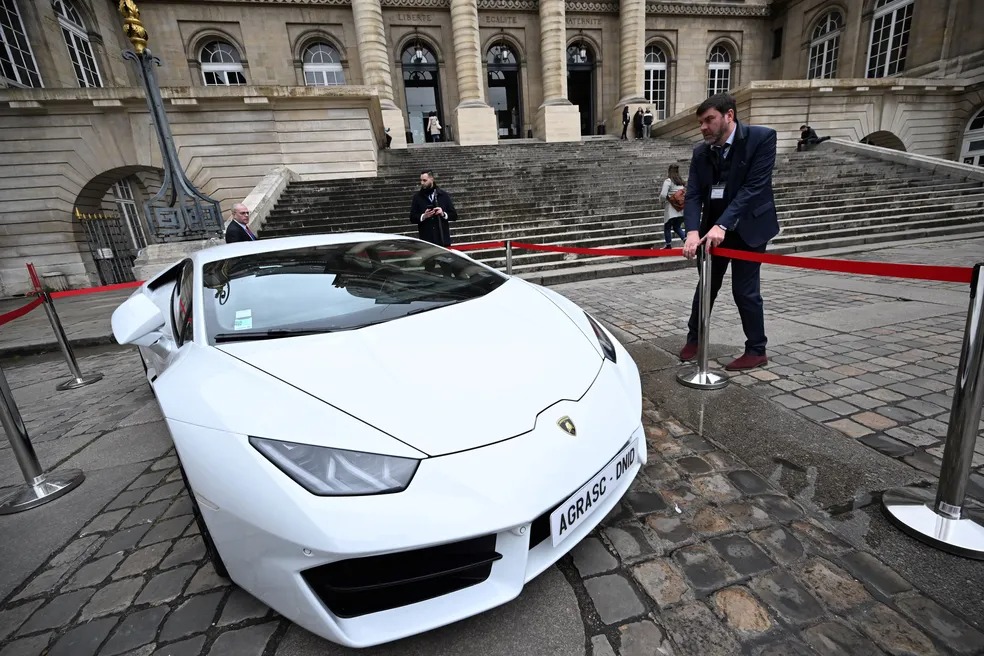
[663, 217, 685, 245]
[621, 122, 629, 139]
[686, 231, 768, 355]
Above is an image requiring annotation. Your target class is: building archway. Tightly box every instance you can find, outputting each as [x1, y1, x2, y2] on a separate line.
[486, 40, 522, 139]
[74, 166, 163, 284]
[960, 106, 984, 166]
[567, 40, 595, 136]
[400, 39, 443, 144]
[860, 130, 906, 151]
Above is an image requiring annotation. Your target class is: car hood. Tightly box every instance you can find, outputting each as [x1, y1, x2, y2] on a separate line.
[215, 280, 603, 456]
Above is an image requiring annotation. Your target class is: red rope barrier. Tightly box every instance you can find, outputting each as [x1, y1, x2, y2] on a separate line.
[51, 281, 143, 299]
[0, 297, 43, 328]
[476, 241, 974, 285]
[711, 247, 973, 284]
[512, 242, 683, 258]
[453, 241, 505, 252]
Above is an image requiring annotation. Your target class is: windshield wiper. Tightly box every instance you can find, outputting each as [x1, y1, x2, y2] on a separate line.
[405, 302, 456, 317]
[213, 328, 341, 343]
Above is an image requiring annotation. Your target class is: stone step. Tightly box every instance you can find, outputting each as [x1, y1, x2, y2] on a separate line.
[264, 189, 981, 235]
[267, 180, 954, 223]
[275, 170, 946, 203]
[264, 139, 984, 284]
[282, 167, 926, 197]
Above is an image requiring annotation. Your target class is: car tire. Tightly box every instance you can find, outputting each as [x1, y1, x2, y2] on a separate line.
[177, 462, 230, 579]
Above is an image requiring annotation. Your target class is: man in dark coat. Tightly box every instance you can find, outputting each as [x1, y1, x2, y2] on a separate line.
[409, 170, 457, 247]
[797, 124, 830, 151]
[678, 93, 780, 371]
[225, 203, 257, 243]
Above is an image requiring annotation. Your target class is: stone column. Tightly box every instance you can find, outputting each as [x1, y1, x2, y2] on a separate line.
[535, 0, 580, 141]
[352, 0, 407, 148]
[451, 0, 498, 145]
[613, 0, 647, 136]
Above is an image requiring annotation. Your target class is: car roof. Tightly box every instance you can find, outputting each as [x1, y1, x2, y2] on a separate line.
[190, 232, 424, 266]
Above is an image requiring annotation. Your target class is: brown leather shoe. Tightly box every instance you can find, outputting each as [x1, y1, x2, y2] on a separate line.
[725, 353, 768, 371]
[679, 342, 698, 361]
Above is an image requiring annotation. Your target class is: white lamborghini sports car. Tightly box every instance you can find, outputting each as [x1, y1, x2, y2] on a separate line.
[111, 233, 645, 648]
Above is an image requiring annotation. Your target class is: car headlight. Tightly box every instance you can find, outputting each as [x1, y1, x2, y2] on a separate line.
[249, 437, 419, 496]
[585, 313, 617, 363]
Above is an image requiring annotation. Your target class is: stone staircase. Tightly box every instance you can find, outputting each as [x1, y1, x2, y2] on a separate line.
[259, 139, 984, 284]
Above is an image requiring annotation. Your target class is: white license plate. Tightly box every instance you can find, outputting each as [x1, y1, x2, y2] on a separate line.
[549, 443, 637, 547]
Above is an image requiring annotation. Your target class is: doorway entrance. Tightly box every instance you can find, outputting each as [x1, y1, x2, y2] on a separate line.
[402, 42, 443, 144]
[567, 43, 594, 136]
[487, 44, 522, 139]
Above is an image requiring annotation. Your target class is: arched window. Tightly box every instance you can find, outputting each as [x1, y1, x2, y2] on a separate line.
[1, 0, 43, 87]
[961, 107, 984, 167]
[302, 42, 344, 86]
[867, 0, 913, 78]
[402, 42, 437, 76]
[644, 45, 668, 120]
[808, 10, 843, 79]
[53, 0, 102, 88]
[200, 40, 246, 86]
[707, 45, 731, 97]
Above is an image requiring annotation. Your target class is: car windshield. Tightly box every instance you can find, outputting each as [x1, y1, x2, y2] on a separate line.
[201, 239, 506, 343]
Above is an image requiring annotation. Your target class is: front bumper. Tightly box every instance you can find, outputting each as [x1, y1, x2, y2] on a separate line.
[170, 365, 644, 647]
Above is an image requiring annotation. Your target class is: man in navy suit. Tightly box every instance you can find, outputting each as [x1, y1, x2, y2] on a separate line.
[225, 203, 257, 243]
[679, 94, 779, 371]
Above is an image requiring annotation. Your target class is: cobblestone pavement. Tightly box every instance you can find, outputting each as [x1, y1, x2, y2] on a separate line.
[556, 237, 984, 499]
[1, 238, 984, 655]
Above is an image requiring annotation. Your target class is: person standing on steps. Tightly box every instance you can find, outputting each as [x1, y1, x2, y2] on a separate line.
[678, 93, 779, 372]
[659, 164, 686, 249]
[427, 111, 443, 143]
[225, 203, 257, 243]
[643, 108, 654, 139]
[621, 106, 630, 140]
[409, 170, 458, 247]
[633, 108, 644, 139]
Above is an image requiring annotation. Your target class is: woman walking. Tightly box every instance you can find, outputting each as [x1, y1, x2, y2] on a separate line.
[660, 164, 687, 248]
[426, 111, 442, 142]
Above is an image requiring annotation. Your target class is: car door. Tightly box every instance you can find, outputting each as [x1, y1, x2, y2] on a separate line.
[143, 259, 194, 380]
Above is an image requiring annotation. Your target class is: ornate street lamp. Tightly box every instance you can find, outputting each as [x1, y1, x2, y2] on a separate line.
[499, 32, 511, 62]
[117, 0, 223, 241]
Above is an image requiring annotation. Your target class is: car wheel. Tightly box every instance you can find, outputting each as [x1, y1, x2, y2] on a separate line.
[177, 462, 230, 578]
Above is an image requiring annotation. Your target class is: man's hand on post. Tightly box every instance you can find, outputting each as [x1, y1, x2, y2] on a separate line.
[682, 231, 702, 260]
[699, 225, 726, 250]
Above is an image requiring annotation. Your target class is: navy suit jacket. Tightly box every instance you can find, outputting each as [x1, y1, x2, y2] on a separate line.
[683, 121, 780, 248]
[225, 220, 255, 244]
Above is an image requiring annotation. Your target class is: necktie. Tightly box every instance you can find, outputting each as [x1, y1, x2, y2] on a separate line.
[244, 223, 255, 240]
[710, 146, 722, 180]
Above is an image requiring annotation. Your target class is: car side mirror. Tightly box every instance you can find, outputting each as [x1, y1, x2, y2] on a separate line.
[112, 293, 166, 347]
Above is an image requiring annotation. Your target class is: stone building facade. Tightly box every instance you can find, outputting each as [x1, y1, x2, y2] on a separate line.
[0, 0, 982, 295]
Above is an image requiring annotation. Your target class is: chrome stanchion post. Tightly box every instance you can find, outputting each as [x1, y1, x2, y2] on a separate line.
[38, 290, 104, 391]
[882, 262, 984, 559]
[0, 364, 85, 514]
[506, 240, 513, 276]
[677, 241, 729, 390]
